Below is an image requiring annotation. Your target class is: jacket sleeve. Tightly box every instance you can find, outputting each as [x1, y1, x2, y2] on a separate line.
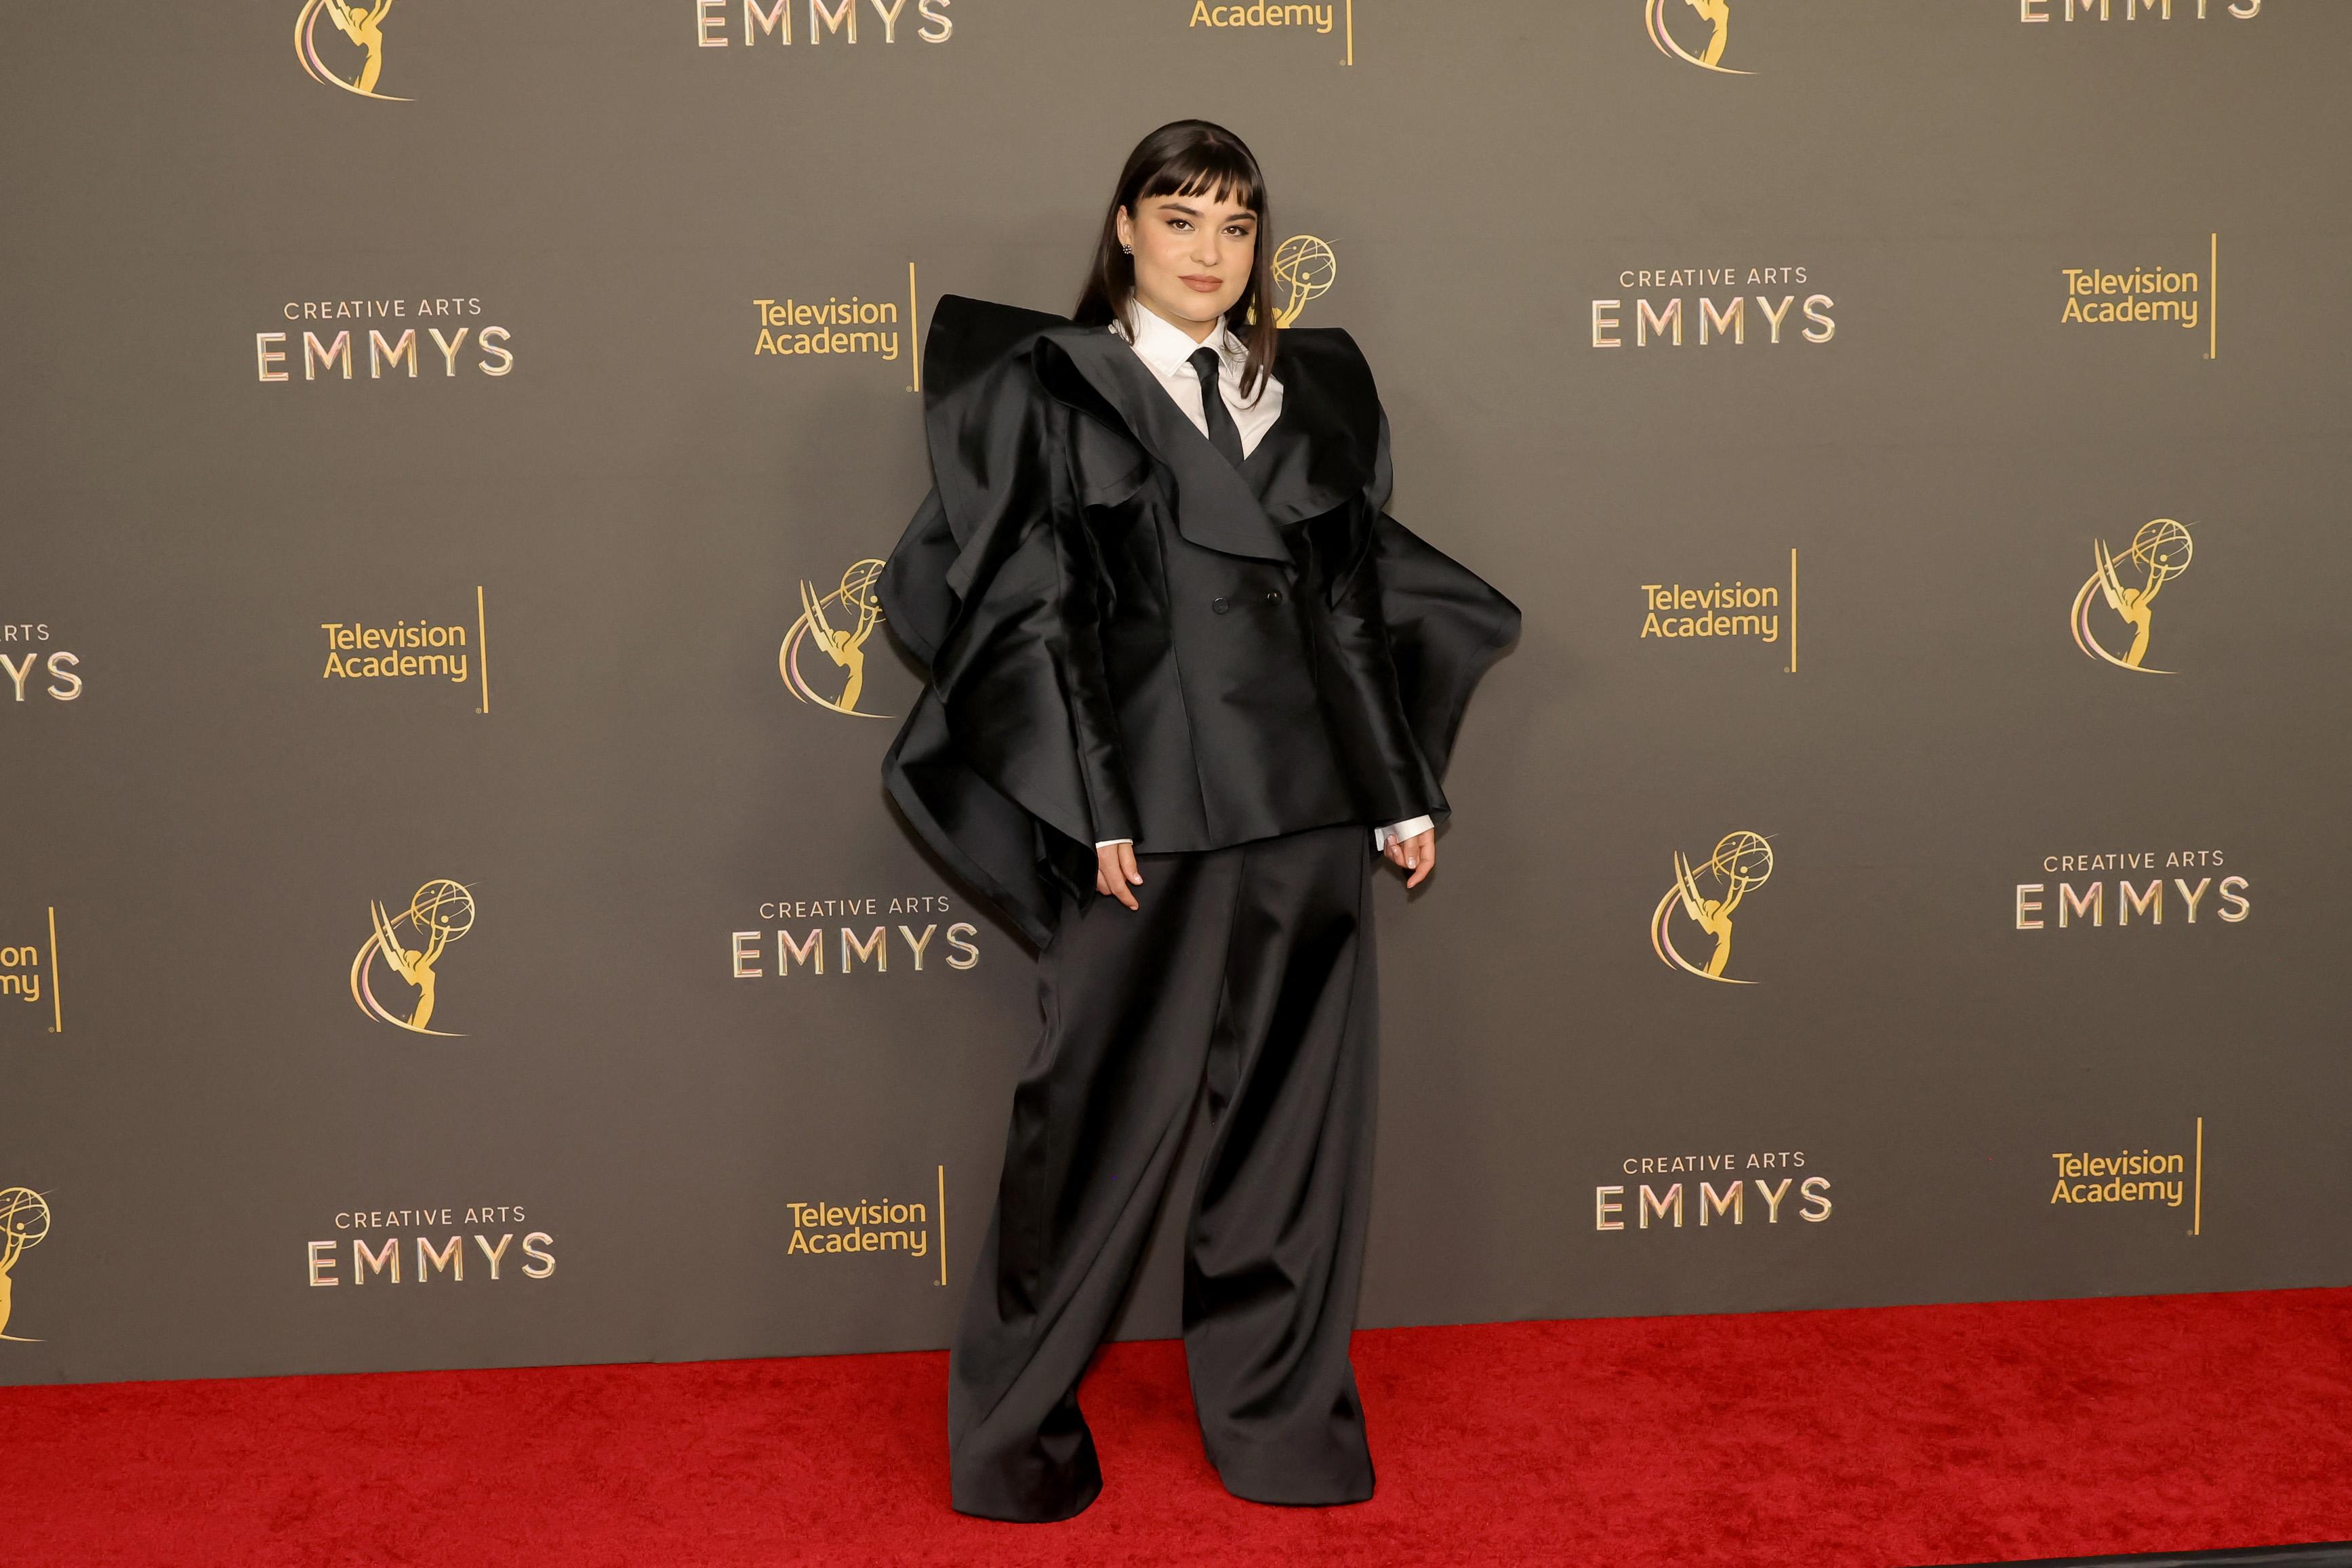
[1355, 409, 1522, 790]
[877, 334, 1138, 945]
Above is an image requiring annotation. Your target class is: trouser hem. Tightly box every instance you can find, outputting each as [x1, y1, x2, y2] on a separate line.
[1215, 1467, 1377, 1508]
[948, 1451, 1105, 1523]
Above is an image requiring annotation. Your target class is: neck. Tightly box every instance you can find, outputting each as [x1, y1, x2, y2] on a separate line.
[1131, 294, 1221, 344]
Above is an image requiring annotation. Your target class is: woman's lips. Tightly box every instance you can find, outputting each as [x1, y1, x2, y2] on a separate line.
[1179, 274, 1223, 292]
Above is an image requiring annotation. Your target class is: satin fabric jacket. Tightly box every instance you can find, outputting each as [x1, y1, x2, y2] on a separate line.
[879, 293, 1519, 947]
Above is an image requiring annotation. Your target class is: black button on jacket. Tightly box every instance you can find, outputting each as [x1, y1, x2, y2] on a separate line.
[879, 294, 1520, 947]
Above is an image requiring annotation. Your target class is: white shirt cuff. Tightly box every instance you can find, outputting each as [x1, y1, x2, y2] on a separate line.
[1372, 814, 1434, 850]
[1106, 820, 1431, 850]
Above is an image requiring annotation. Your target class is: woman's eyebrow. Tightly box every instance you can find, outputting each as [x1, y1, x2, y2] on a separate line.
[1156, 201, 1255, 224]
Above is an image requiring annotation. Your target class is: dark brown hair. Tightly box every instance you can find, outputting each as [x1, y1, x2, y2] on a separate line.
[1074, 120, 1278, 400]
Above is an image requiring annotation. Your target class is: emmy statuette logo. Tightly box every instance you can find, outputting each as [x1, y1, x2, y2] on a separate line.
[1647, 0, 1745, 73]
[1651, 831, 1775, 983]
[0, 1187, 51, 1342]
[351, 879, 477, 1035]
[2071, 519, 2193, 673]
[782, 560, 891, 718]
[1267, 236, 1335, 329]
[296, 0, 407, 100]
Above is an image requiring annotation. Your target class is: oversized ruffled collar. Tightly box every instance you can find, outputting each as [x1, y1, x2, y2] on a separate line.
[921, 293, 1384, 566]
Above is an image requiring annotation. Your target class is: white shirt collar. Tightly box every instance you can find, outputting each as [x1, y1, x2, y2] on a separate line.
[1114, 302, 1243, 379]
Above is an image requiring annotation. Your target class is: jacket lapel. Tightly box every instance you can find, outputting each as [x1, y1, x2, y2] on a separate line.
[1041, 327, 1295, 565]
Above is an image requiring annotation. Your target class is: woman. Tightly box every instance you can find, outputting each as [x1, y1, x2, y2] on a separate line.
[878, 120, 1519, 1521]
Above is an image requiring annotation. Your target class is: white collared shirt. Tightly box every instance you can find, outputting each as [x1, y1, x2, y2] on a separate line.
[1108, 304, 1285, 457]
[1095, 304, 1434, 856]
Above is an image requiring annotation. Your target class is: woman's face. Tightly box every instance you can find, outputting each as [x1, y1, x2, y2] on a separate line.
[1115, 187, 1257, 339]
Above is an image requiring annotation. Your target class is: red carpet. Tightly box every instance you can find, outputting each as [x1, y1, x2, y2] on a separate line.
[9, 1287, 2350, 1567]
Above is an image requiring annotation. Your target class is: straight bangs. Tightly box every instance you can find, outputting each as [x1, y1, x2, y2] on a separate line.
[1137, 148, 1264, 222]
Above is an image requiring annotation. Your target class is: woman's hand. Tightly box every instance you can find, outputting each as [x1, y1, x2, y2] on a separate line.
[1383, 827, 1436, 888]
[1096, 842, 1143, 910]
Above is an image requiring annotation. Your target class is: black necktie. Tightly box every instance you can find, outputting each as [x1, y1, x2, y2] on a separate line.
[1188, 346, 1246, 468]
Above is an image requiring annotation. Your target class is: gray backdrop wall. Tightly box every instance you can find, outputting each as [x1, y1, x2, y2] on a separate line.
[3, 0, 2345, 1386]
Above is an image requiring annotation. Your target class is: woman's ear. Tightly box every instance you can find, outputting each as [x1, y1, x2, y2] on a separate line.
[1114, 205, 1135, 251]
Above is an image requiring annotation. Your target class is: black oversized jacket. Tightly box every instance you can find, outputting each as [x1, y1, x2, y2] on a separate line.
[878, 294, 1519, 946]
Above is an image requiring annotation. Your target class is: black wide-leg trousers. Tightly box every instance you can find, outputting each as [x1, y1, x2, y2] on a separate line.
[948, 822, 1380, 1521]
